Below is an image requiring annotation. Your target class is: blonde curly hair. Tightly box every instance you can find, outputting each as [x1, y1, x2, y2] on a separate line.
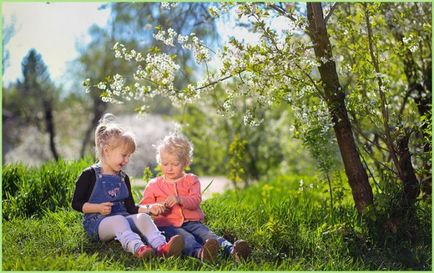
[156, 133, 193, 167]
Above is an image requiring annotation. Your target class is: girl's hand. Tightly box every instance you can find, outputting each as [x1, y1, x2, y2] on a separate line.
[164, 195, 180, 208]
[149, 203, 166, 215]
[99, 202, 113, 215]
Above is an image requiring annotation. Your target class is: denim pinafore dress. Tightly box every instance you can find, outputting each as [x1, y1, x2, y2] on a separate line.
[83, 164, 130, 241]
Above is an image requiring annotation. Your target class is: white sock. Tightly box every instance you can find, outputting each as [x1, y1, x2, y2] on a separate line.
[115, 231, 144, 254]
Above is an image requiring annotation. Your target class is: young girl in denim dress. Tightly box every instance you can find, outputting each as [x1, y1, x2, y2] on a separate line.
[72, 114, 184, 259]
[140, 133, 251, 262]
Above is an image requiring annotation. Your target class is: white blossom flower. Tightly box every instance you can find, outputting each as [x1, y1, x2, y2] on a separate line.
[161, 2, 177, 9]
[409, 45, 418, 52]
[97, 82, 106, 90]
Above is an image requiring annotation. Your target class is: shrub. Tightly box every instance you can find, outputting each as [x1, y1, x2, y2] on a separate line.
[2, 163, 27, 199]
[2, 158, 93, 220]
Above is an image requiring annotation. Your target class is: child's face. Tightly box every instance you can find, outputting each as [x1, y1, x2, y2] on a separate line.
[103, 143, 132, 173]
[160, 150, 185, 182]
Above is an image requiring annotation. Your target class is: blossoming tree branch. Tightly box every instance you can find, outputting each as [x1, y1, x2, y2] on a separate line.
[83, 2, 431, 214]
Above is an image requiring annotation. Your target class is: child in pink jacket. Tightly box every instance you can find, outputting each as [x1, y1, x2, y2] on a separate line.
[140, 133, 251, 262]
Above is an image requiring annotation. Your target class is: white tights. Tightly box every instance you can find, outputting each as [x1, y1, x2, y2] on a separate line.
[98, 213, 166, 254]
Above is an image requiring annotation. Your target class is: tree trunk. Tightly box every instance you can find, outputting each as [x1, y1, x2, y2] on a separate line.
[80, 18, 114, 159]
[306, 3, 373, 213]
[79, 99, 107, 158]
[43, 100, 59, 161]
[396, 133, 420, 205]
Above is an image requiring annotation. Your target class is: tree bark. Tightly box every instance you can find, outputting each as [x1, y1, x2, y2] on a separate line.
[43, 99, 59, 161]
[396, 133, 420, 205]
[79, 100, 107, 158]
[306, 3, 373, 213]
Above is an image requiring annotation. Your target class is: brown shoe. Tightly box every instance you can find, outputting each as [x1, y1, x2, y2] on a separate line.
[231, 240, 251, 262]
[199, 238, 219, 263]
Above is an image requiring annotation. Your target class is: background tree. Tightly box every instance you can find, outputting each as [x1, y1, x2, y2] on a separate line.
[4, 49, 60, 161]
[75, 2, 219, 157]
[74, 24, 117, 158]
[2, 16, 15, 76]
[328, 3, 431, 208]
[382, 2, 431, 199]
[175, 90, 308, 188]
[2, 17, 16, 161]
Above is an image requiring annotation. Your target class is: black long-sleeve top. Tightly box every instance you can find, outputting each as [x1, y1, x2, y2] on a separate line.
[71, 167, 139, 214]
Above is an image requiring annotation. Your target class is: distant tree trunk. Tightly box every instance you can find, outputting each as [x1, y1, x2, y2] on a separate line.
[43, 99, 59, 161]
[2, 111, 12, 162]
[306, 3, 373, 213]
[18, 49, 60, 162]
[79, 100, 107, 158]
[245, 136, 261, 186]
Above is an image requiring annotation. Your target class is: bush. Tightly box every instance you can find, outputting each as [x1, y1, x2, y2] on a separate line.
[2, 163, 27, 199]
[2, 158, 93, 220]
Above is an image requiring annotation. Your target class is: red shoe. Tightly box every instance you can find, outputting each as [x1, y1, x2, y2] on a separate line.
[199, 238, 219, 263]
[134, 245, 154, 259]
[156, 235, 184, 257]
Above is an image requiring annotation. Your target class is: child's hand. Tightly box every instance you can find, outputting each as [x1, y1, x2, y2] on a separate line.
[164, 195, 180, 208]
[99, 202, 113, 215]
[149, 203, 166, 215]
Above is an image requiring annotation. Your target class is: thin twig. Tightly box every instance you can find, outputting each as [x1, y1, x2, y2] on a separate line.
[202, 179, 215, 194]
[364, 3, 402, 179]
[195, 74, 234, 91]
[268, 3, 298, 22]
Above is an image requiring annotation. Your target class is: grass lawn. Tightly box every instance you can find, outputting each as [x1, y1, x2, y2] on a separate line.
[2, 160, 432, 270]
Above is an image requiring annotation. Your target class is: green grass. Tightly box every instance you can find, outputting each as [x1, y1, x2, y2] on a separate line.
[2, 161, 432, 270]
[2, 158, 92, 220]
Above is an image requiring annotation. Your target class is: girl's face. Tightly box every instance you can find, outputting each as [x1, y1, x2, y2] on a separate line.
[102, 143, 131, 174]
[160, 150, 185, 182]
